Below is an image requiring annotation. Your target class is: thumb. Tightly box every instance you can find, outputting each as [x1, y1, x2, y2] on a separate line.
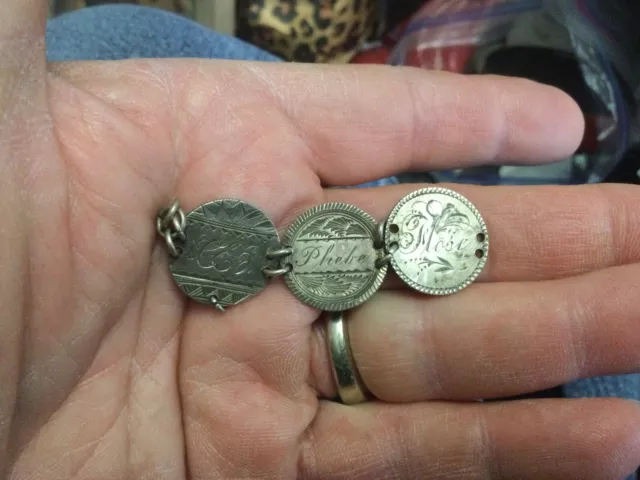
[0, 0, 47, 56]
[0, 0, 48, 107]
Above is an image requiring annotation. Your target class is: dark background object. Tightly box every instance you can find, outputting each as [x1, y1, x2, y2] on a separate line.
[383, 0, 424, 32]
[603, 145, 640, 184]
[474, 45, 638, 167]
[472, 46, 613, 116]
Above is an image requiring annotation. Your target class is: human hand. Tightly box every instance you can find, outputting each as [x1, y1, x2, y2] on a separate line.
[2, 2, 639, 479]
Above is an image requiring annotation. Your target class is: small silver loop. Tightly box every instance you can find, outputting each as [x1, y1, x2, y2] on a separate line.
[266, 246, 293, 260]
[210, 296, 226, 312]
[375, 253, 392, 269]
[162, 230, 180, 257]
[156, 215, 165, 237]
[263, 264, 292, 278]
[170, 210, 187, 241]
[159, 199, 181, 230]
[374, 220, 386, 249]
[157, 200, 187, 255]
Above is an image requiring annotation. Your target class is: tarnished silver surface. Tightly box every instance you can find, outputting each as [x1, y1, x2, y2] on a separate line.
[385, 188, 489, 295]
[169, 199, 280, 308]
[283, 203, 387, 311]
[327, 311, 369, 405]
[156, 199, 187, 258]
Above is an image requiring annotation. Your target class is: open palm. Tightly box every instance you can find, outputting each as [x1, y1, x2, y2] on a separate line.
[3, 3, 640, 479]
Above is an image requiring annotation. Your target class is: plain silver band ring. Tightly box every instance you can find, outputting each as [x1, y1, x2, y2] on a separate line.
[327, 311, 369, 405]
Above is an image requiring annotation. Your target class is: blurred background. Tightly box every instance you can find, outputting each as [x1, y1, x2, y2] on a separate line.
[49, 1, 235, 34]
[48, 0, 640, 187]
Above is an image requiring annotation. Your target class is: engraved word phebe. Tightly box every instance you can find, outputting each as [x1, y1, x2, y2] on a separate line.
[294, 240, 373, 274]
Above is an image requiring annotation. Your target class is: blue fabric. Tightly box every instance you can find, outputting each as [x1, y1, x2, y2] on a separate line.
[45, 6, 639, 477]
[46, 4, 279, 62]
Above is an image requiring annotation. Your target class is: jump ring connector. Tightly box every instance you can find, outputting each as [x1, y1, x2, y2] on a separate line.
[162, 230, 181, 257]
[266, 246, 293, 260]
[210, 296, 226, 312]
[159, 199, 182, 230]
[157, 199, 187, 256]
[375, 253, 392, 269]
[374, 220, 386, 249]
[263, 264, 292, 278]
[170, 210, 187, 241]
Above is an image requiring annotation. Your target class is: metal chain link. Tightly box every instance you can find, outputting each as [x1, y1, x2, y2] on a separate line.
[156, 199, 187, 257]
[263, 246, 293, 278]
[374, 221, 392, 269]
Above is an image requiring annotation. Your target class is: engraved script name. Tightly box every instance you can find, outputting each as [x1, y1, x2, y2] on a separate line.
[399, 200, 472, 255]
[431, 233, 470, 253]
[293, 239, 374, 274]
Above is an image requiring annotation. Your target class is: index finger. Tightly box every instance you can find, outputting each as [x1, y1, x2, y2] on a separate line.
[239, 64, 585, 185]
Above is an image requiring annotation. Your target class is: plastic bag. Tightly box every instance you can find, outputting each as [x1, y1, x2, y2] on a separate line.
[388, 0, 640, 185]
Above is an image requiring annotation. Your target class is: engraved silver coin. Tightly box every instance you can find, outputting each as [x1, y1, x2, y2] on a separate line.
[283, 203, 387, 311]
[169, 199, 280, 308]
[385, 187, 489, 295]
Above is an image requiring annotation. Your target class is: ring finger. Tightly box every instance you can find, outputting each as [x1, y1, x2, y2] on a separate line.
[310, 262, 640, 403]
[300, 398, 640, 480]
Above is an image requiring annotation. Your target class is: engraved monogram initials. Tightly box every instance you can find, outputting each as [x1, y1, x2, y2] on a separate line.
[168, 199, 279, 308]
[198, 238, 259, 277]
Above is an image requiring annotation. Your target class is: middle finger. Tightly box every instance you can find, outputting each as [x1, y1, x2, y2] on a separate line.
[327, 183, 640, 283]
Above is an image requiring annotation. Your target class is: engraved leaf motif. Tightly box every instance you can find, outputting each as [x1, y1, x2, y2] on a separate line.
[435, 207, 470, 233]
[437, 256, 454, 269]
[300, 272, 370, 297]
[346, 220, 368, 236]
[324, 216, 352, 234]
[300, 215, 367, 239]
[418, 256, 455, 272]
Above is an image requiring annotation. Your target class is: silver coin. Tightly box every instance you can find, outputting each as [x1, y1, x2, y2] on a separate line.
[385, 188, 489, 295]
[283, 203, 387, 311]
[169, 199, 280, 308]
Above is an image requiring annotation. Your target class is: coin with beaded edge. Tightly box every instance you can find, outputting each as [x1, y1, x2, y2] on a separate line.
[283, 203, 387, 311]
[384, 187, 489, 295]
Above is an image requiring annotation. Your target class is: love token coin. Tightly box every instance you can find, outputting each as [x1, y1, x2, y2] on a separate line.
[384, 188, 488, 295]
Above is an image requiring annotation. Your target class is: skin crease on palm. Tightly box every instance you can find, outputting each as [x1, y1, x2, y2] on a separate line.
[3, 2, 640, 479]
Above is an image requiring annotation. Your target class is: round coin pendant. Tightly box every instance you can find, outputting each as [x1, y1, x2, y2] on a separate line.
[283, 203, 387, 311]
[384, 187, 489, 295]
[169, 199, 280, 308]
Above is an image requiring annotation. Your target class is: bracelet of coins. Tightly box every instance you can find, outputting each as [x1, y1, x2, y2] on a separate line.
[156, 188, 488, 312]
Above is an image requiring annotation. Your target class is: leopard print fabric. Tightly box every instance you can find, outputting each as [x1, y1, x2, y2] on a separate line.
[237, 0, 383, 63]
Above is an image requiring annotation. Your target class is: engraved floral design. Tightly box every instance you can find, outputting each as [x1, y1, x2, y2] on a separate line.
[298, 213, 369, 239]
[398, 199, 471, 272]
[387, 188, 489, 296]
[300, 272, 371, 298]
[283, 202, 387, 311]
[418, 255, 455, 273]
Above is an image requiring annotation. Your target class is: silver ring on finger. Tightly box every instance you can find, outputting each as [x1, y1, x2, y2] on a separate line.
[326, 311, 369, 405]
